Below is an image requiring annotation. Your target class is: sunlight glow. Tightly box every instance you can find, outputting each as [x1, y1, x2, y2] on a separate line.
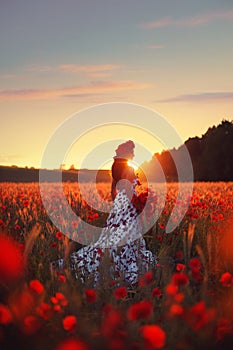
[127, 160, 138, 170]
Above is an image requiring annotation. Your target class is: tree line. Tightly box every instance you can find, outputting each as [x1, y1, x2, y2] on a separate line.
[140, 119, 233, 182]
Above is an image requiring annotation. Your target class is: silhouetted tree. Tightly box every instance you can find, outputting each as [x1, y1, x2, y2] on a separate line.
[141, 119, 233, 182]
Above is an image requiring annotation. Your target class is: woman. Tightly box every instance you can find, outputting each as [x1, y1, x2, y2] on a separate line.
[69, 140, 156, 285]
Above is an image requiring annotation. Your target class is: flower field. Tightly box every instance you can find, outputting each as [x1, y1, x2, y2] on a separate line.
[0, 182, 233, 350]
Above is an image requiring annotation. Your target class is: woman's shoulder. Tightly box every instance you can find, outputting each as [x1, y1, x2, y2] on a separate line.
[122, 165, 136, 181]
[111, 159, 136, 182]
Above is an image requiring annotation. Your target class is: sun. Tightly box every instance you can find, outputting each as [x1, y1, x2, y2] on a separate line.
[127, 160, 138, 171]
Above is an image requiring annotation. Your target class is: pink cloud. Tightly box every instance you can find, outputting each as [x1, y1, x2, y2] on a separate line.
[142, 17, 173, 29]
[155, 92, 233, 103]
[141, 9, 233, 29]
[87, 72, 112, 78]
[58, 63, 121, 73]
[0, 73, 31, 79]
[0, 80, 150, 101]
[23, 63, 121, 78]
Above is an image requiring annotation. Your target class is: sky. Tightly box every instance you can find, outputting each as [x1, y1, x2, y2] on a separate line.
[0, 0, 233, 169]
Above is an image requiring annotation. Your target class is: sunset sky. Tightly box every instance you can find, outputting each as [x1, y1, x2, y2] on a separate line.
[0, 0, 233, 169]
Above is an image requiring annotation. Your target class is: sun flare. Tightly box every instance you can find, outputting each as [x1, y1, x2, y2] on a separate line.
[127, 160, 138, 171]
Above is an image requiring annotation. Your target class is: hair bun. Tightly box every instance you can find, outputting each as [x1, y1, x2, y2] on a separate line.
[114, 140, 135, 159]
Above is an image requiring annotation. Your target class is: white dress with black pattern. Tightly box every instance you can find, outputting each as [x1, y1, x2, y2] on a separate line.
[70, 179, 156, 285]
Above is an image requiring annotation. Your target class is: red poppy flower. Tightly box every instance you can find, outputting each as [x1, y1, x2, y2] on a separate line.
[85, 289, 97, 303]
[176, 263, 186, 272]
[56, 231, 63, 240]
[63, 315, 77, 332]
[108, 280, 117, 287]
[29, 280, 44, 295]
[102, 303, 113, 315]
[23, 315, 41, 334]
[0, 304, 12, 325]
[19, 243, 24, 251]
[216, 317, 233, 341]
[165, 284, 178, 295]
[131, 192, 148, 213]
[139, 271, 154, 287]
[127, 300, 153, 321]
[152, 288, 162, 298]
[187, 301, 216, 331]
[56, 338, 89, 350]
[114, 286, 127, 300]
[58, 274, 66, 283]
[175, 251, 184, 259]
[102, 309, 122, 337]
[189, 258, 201, 270]
[191, 267, 203, 283]
[141, 324, 166, 349]
[36, 302, 53, 321]
[172, 273, 189, 287]
[219, 272, 233, 287]
[51, 292, 68, 307]
[168, 304, 184, 317]
[174, 292, 184, 303]
[0, 234, 25, 284]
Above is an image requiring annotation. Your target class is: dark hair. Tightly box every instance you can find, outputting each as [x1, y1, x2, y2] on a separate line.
[111, 159, 127, 200]
[114, 140, 135, 159]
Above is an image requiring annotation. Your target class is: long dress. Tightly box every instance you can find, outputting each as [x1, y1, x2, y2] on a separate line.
[69, 178, 157, 285]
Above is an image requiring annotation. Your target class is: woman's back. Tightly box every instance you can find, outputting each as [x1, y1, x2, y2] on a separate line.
[111, 158, 135, 200]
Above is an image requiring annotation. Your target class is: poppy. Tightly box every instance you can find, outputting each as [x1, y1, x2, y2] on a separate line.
[141, 324, 166, 349]
[127, 301, 153, 321]
[114, 287, 127, 300]
[63, 315, 77, 332]
[85, 289, 97, 303]
[0, 234, 25, 284]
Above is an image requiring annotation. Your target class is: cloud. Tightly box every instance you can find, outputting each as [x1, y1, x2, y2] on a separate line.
[0, 73, 31, 80]
[87, 72, 112, 78]
[24, 63, 121, 78]
[0, 80, 151, 101]
[156, 92, 233, 103]
[0, 154, 24, 164]
[142, 17, 173, 29]
[141, 9, 233, 29]
[58, 63, 121, 73]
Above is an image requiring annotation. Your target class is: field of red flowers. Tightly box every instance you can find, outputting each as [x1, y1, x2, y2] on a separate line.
[0, 182, 233, 350]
